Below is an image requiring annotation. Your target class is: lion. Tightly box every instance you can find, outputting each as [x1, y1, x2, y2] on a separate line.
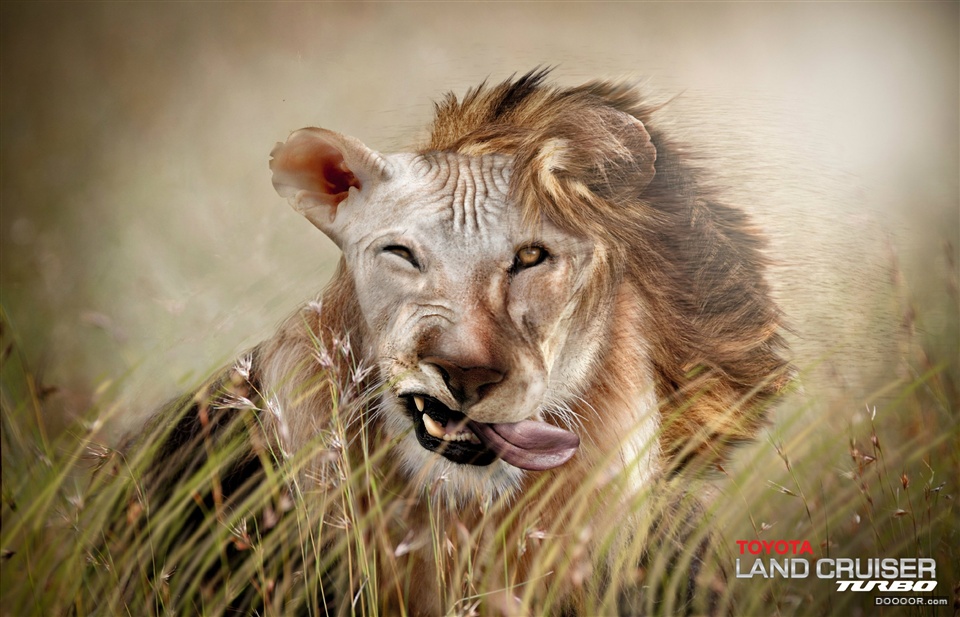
[129, 69, 791, 616]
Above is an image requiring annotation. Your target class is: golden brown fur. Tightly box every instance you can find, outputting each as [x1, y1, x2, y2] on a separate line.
[426, 69, 791, 464]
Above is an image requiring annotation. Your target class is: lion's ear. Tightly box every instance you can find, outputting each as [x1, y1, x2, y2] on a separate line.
[270, 128, 390, 244]
[568, 112, 656, 200]
[516, 109, 656, 223]
[613, 115, 657, 196]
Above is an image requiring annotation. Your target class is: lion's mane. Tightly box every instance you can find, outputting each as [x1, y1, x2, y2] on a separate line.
[425, 68, 791, 466]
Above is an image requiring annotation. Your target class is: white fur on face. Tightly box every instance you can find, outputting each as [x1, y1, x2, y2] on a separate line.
[331, 152, 604, 501]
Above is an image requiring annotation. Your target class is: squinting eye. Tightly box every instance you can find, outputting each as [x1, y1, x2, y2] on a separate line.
[384, 245, 420, 268]
[513, 246, 548, 270]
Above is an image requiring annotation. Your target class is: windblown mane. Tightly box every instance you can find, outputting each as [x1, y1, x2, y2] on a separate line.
[425, 68, 792, 466]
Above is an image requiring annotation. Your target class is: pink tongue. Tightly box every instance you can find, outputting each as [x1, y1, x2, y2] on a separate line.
[467, 419, 580, 471]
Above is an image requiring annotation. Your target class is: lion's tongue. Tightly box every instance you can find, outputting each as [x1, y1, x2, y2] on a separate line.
[466, 419, 579, 471]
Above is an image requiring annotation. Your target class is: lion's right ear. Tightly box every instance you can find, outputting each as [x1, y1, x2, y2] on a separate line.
[270, 128, 391, 244]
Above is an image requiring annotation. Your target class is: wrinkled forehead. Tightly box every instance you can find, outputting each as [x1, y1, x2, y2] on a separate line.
[360, 151, 521, 244]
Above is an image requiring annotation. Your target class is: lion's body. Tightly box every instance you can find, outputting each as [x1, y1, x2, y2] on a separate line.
[135, 70, 789, 615]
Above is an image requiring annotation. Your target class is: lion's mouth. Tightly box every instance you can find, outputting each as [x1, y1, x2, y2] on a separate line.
[404, 395, 499, 467]
[402, 395, 580, 471]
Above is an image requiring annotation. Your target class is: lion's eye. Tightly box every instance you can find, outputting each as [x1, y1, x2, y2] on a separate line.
[512, 246, 548, 271]
[384, 245, 420, 269]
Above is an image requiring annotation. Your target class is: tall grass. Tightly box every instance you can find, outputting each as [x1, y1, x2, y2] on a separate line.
[1, 251, 956, 616]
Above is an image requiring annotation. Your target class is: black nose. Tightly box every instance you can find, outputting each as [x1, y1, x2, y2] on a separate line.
[421, 356, 505, 405]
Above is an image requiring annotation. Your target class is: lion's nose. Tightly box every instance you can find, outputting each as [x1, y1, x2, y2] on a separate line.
[421, 356, 505, 406]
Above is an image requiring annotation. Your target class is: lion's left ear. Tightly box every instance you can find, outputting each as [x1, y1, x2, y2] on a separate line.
[515, 108, 657, 222]
[564, 111, 657, 200]
[270, 128, 391, 245]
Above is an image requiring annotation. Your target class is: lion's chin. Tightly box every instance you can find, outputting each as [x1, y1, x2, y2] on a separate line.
[382, 398, 525, 505]
[395, 435, 526, 506]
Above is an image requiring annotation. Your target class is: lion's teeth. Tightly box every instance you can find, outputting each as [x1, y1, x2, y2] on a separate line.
[413, 396, 425, 412]
[442, 432, 477, 443]
[422, 413, 446, 439]
[421, 412, 480, 444]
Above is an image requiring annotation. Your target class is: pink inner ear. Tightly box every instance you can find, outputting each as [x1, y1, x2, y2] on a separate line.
[321, 157, 361, 197]
[273, 135, 362, 205]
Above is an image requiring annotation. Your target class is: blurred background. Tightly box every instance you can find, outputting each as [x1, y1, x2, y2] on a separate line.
[1, 3, 957, 437]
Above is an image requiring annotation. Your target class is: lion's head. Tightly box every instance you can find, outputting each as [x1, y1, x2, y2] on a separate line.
[269, 70, 791, 501]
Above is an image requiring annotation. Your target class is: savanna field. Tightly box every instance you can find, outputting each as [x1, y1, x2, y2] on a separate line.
[2, 4, 958, 616]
